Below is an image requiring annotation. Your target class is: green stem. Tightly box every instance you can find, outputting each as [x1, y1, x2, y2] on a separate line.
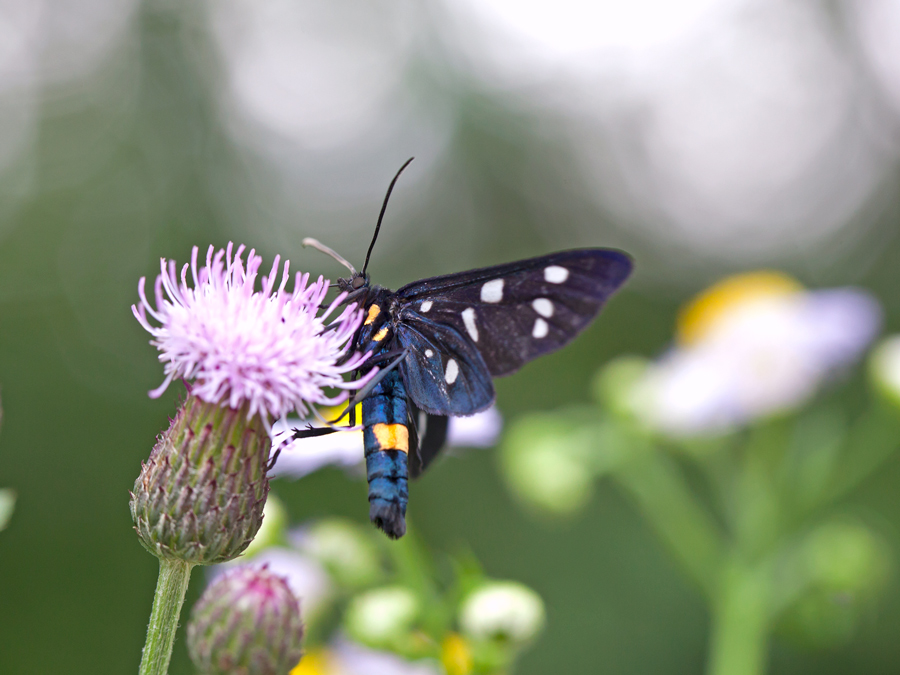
[707, 560, 770, 675]
[615, 452, 726, 600]
[139, 559, 194, 675]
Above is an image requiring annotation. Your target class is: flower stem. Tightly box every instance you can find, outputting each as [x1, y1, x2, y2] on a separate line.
[615, 452, 725, 600]
[140, 559, 195, 675]
[707, 560, 770, 675]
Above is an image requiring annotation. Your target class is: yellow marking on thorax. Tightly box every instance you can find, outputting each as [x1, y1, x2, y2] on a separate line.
[372, 423, 409, 453]
[364, 304, 381, 325]
[373, 326, 390, 342]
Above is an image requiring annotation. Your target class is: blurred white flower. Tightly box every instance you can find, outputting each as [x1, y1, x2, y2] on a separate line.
[271, 405, 502, 478]
[329, 638, 442, 675]
[630, 272, 880, 436]
[343, 586, 419, 647]
[459, 581, 546, 644]
[447, 405, 503, 448]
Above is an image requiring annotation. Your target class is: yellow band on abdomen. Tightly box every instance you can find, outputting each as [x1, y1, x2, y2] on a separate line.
[371, 423, 409, 453]
[364, 305, 381, 325]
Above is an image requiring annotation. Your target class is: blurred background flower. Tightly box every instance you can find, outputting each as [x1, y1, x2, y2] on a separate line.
[2, 1, 900, 673]
[626, 272, 881, 436]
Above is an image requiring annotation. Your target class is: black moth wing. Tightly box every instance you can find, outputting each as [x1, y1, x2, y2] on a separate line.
[395, 249, 633, 377]
[394, 315, 495, 416]
[406, 401, 449, 479]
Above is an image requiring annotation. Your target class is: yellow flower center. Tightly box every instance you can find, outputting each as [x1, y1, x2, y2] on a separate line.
[290, 648, 333, 675]
[441, 633, 474, 675]
[676, 271, 803, 346]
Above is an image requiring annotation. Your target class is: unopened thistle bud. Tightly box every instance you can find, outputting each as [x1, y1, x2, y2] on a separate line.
[187, 566, 305, 675]
[130, 396, 270, 564]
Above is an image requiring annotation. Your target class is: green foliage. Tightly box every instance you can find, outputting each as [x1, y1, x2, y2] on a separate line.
[499, 343, 900, 675]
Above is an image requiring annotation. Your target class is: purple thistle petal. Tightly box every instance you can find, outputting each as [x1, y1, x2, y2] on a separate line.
[133, 243, 368, 422]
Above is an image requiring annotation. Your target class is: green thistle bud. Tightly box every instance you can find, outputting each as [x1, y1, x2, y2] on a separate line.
[130, 395, 270, 565]
[778, 519, 892, 647]
[187, 566, 304, 675]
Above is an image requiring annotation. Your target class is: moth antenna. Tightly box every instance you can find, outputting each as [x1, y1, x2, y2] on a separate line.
[302, 237, 357, 276]
[362, 157, 414, 277]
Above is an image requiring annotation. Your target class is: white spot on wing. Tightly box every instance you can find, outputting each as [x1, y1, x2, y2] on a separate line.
[445, 358, 459, 384]
[480, 279, 504, 303]
[420, 300, 433, 312]
[461, 307, 479, 342]
[532, 298, 553, 318]
[533, 318, 549, 338]
[544, 266, 569, 284]
[425, 349, 434, 358]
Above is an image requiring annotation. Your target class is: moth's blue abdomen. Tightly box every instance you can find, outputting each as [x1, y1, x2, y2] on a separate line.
[362, 352, 410, 539]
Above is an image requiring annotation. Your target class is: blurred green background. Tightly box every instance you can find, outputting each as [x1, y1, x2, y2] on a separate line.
[2, 1, 900, 672]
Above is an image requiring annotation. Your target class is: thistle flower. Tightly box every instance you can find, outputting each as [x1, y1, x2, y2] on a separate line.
[132, 242, 369, 422]
[187, 565, 305, 675]
[131, 244, 371, 566]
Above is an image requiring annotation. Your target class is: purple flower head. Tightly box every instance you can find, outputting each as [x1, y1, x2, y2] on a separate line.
[133, 243, 370, 421]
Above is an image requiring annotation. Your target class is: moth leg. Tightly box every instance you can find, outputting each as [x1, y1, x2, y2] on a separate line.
[291, 425, 346, 440]
[274, 419, 360, 472]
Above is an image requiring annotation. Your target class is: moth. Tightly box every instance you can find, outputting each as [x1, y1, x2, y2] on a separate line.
[295, 159, 633, 538]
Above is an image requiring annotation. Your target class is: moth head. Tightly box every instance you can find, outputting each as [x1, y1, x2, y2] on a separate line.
[336, 272, 369, 295]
